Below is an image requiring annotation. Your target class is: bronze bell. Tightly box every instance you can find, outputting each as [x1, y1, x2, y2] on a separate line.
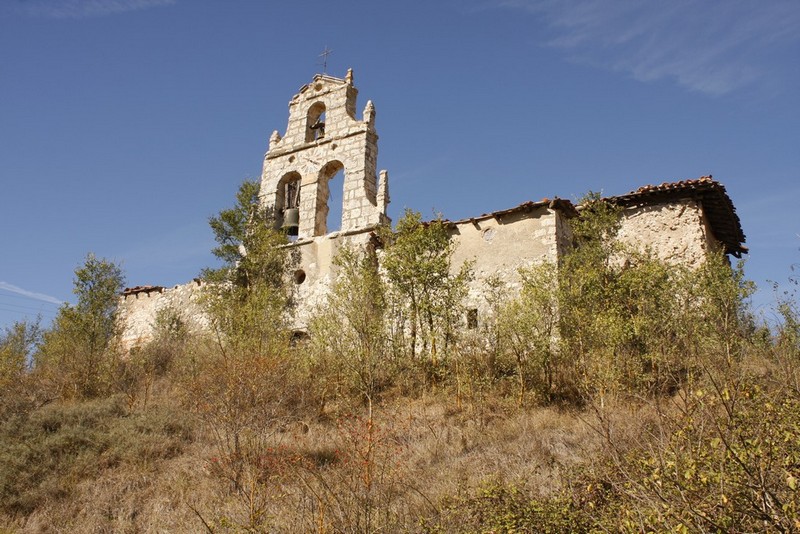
[282, 208, 300, 236]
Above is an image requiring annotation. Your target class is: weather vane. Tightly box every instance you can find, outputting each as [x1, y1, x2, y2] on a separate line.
[318, 46, 333, 74]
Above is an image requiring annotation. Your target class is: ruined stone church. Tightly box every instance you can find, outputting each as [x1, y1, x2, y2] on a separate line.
[118, 70, 746, 349]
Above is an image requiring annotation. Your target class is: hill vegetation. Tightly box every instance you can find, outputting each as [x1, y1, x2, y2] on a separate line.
[1, 182, 798, 532]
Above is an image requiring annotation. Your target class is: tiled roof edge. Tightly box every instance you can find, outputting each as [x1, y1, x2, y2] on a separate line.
[604, 175, 747, 257]
[443, 197, 578, 227]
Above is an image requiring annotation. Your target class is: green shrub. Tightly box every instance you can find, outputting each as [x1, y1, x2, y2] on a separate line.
[424, 481, 590, 533]
[34, 254, 125, 400]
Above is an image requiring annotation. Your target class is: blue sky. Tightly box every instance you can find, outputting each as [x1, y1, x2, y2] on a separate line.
[1, 0, 798, 329]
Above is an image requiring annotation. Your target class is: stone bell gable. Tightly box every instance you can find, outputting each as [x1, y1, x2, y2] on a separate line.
[260, 69, 390, 239]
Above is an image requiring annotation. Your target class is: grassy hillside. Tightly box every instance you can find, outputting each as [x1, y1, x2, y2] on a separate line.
[1, 316, 797, 532]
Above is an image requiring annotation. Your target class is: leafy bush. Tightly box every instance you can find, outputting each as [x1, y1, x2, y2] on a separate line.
[4, 187, 796, 532]
[424, 481, 590, 533]
[381, 209, 473, 365]
[34, 254, 125, 400]
[309, 245, 392, 407]
[492, 195, 755, 407]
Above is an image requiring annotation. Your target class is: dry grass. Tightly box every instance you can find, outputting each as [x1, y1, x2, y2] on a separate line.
[3, 359, 794, 533]
[0, 389, 635, 532]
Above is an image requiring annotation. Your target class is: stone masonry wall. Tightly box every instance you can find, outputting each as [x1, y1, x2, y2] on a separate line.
[117, 198, 724, 348]
[261, 73, 389, 239]
[616, 199, 719, 268]
[117, 281, 209, 351]
[285, 230, 377, 330]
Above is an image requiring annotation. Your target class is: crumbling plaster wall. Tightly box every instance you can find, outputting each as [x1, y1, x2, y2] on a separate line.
[117, 200, 726, 348]
[287, 230, 377, 330]
[117, 281, 208, 351]
[449, 207, 562, 317]
[616, 199, 719, 268]
[117, 229, 377, 348]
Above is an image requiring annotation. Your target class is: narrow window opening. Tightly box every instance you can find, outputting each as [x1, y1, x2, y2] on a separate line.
[326, 167, 344, 233]
[467, 309, 478, 329]
[306, 102, 326, 142]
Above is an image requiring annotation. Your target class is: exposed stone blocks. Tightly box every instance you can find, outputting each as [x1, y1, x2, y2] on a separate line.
[616, 199, 715, 268]
[260, 72, 389, 239]
[117, 281, 208, 351]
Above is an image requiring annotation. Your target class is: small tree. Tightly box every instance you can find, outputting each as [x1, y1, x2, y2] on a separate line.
[557, 194, 624, 368]
[0, 319, 40, 383]
[185, 179, 296, 530]
[310, 245, 389, 409]
[204, 179, 282, 287]
[0, 319, 42, 420]
[495, 193, 755, 405]
[554, 195, 693, 401]
[381, 210, 472, 365]
[201, 179, 291, 352]
[498, 262, 560, 405]
[35, 253, 125, 399]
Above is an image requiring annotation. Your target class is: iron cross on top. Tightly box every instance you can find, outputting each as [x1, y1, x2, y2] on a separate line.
[318, 46, 333, 73]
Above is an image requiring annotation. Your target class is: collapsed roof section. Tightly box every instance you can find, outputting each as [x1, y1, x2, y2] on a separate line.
[606, 175, 747, 257]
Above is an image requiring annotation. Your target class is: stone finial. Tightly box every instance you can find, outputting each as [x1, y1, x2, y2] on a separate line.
[345, 68, 354, 85]
[269, 129, 282, 149]
[378, 169, 390, 211]
[364, 100, 375, 127]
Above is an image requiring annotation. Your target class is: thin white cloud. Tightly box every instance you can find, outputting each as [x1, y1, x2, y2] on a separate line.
[19, 0, 175, 19]
[492, 0, 800, 95]
[0, 282, 64, 306]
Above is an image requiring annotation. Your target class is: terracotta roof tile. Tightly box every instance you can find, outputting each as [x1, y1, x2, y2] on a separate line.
[605, 175, 747, 257]
[446, 198, 578, 227]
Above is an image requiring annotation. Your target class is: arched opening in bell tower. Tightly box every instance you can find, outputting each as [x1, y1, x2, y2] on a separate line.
[316, 160, 345, 235]
[276, 171, 301, 237]
[306, 101, 326, 142]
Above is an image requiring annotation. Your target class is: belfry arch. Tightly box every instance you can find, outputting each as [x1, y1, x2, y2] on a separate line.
[305, 102, 326, 142]
[316, 160, 345, 235]
[259, 69, 390, 240]
[276, 171, 302, 235]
